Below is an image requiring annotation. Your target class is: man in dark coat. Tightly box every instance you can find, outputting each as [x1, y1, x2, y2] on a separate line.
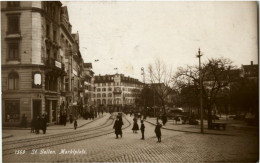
[155, 122, 162, 142]
[41, 114, 47, 134]
[140, 120, 145, 140]
[35, 116, 41, 134]
[113, 116, 123, 139]
[162, 113, 167, 125]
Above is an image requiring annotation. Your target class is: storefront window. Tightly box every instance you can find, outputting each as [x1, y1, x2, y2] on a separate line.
[5, 100, 20, 122]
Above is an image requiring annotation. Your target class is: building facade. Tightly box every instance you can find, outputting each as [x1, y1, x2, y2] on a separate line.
[1, 1, 85, 126]
[83, 63, 95, 109]
[93, 74, 143, 111]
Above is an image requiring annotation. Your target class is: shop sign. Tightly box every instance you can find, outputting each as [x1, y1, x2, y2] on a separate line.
[55, 60, 61, 68]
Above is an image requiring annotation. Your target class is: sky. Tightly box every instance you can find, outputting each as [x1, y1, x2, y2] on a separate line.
[62, 1, 258, 81]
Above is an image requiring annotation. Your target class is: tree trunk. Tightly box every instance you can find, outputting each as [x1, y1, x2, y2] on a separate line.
[207, 105, 213, 129]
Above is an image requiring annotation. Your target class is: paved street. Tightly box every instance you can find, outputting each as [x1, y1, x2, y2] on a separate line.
[2, 113, 258, 162]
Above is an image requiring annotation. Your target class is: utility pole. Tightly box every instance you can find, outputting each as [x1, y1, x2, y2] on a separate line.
[141, 67, 145, 115]
[196, 48, 204, 134]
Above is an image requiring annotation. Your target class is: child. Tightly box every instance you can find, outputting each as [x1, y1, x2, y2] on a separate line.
[74, 119, 78, 130]
[154, 122, 162, 142]
[140, 120, 145, 140]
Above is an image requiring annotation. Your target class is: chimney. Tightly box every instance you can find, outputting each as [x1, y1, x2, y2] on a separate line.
[251, 61, 253, 65]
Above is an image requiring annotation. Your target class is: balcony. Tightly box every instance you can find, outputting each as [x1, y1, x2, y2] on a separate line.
[113, 87, 122, 94]
[45, 58, 65, 73]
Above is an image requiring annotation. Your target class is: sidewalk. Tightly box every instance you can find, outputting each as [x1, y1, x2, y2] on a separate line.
[144, 117, 258, 136]
[2, 113, 109, 140]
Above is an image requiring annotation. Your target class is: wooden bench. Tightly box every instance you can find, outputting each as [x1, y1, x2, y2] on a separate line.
[212, 123, 227, 130]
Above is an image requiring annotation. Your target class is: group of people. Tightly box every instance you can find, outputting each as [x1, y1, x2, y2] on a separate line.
[31, 114, 47, 134]
[113, 113, 162, 142]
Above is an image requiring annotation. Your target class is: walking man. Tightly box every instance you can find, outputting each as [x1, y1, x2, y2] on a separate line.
[74, 119, 78, 130]
[41, 114, 47, 134]
[113, 116, 123, 139]
[155, 122, 162, 142]
[140, 120, 145, 140]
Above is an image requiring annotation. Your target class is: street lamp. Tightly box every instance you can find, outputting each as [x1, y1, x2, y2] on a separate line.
[196, 48, 204, 134]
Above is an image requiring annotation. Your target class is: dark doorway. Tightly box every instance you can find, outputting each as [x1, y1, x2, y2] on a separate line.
[33, 100, 41, 119]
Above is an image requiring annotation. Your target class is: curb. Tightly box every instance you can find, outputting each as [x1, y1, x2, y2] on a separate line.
[2, 134, 13, 139]
[2, 114, 108, 131]
[145, 119, 235, 136]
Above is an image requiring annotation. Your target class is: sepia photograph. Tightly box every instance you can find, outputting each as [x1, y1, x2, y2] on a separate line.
[1, 1, 259, 162]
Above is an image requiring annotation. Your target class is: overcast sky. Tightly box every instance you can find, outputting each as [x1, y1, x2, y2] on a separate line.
[62, 1, 258, 81]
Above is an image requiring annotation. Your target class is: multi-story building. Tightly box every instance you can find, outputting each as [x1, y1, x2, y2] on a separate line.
[240, 61, 258, 83]
[1, 1, 84, 126]
[93, 74, 143, 112]
[83, 63, 95, 108]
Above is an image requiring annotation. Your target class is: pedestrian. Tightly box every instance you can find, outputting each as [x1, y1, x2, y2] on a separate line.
[155, 122, 162, 142]
[140, 120, 145, 140]
[113, 116, 123, 138]
[162, 113, 167, 125]
[35, 116, 41, 134]
[132, 116, 139, 133]
[74, 119, 78, 130]
[69, 114, 73, 124]
[41, 114, 47, 134]
[31, 118, 36, 133]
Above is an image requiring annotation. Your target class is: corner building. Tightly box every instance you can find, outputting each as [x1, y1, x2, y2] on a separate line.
[1, 1, 76, 126]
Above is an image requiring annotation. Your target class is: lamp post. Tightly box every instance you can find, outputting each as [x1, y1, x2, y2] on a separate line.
[196, 48, 204, 134]
[141, 67, 145, 116]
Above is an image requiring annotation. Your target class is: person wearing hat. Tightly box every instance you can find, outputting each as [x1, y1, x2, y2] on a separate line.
[155, 122, 162, 142]
[140, 120, 145, 140]
[113, 115, 123, 138]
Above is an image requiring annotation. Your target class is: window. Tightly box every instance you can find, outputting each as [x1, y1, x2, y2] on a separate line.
[32, 72, 42, 88]
[7, 14, 20, 34]
[102, 88, 106, 91]
[102, 83, 106, 86]
[102, 93, 106, 97]
[5, 100, 20, 122]
[108, 93, 112, 97]
[97, 99, 101, 105]
[97, 88, 101, 92]
[102, 99, 106, 105]
[97, 94, 101, 98]
[7, 2, 20, 7]
[108, 87, 112, 91]
[8, 42, 19, 60]
[8, 72, 19, 90]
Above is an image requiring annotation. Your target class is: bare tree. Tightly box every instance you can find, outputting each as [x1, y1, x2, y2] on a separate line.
[147, 58, 174, 113]
[174, 57, 235, 128]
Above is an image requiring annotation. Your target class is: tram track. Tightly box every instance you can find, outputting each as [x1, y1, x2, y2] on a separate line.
[3, 113, 131, 156]
[3, 114, 112, 145]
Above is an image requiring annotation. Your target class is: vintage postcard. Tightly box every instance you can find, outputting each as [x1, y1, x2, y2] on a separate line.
[1, 1, 258, 162]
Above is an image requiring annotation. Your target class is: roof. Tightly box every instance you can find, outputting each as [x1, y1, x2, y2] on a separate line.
[84, 63, 92, 68]
[242, 64, 258, 78]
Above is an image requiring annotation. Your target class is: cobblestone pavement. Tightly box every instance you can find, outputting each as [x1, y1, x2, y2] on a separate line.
[3, 114, 258, 162]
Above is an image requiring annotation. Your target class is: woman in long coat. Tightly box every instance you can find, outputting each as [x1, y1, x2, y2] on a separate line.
[132, 116, 139, 133]
[113, 116, 123, 138]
